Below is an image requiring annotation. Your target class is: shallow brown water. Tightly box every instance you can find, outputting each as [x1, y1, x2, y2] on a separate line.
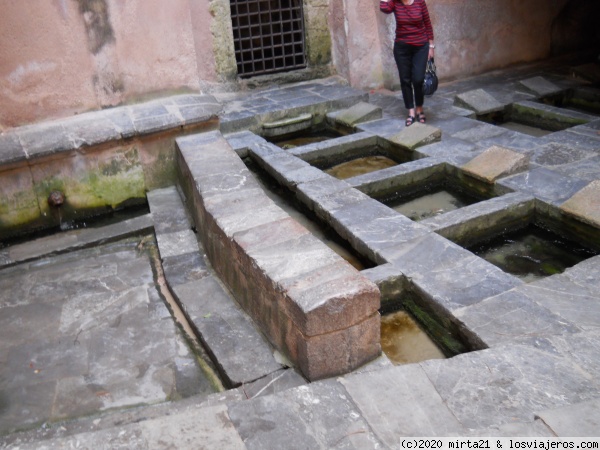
[273, 130, 342, 149]
[387, 188, 477, 221]
[380, 310, 445, 365]
[325, 156, 398, 180]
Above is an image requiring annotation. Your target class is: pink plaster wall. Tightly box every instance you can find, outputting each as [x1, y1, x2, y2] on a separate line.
[328, 0, 351, 82]
[0, 0, 204, 129]
[328, 0, 386, 90]
[189, 0, 218, 84]
[0, 0, 580, 128]
[0, 1, 97, 128]
[367, 0, 570, 89]
[427, 0, 570, 81]
[108, 1, 199, 99]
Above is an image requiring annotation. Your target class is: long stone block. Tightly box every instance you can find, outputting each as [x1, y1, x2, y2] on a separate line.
[518, 76, 562, 97]
[227, 380, 383, 448]
[421, 345, 600, 429]
[536, 398, 600, 437]
[560, 179, 600, 228]
[454, 88, 504, 114]
[173, 277, 283, 387]
[510, 100, 591, 131]
[340, 364, 466, 438]
[420, 191, 535, 246]
[175, 130, 381, 380]
[388, 122, 442, 150]
[462, 145, 529, 183]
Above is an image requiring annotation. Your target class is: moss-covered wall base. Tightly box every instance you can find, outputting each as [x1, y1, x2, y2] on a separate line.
[0, 121, 216, 240]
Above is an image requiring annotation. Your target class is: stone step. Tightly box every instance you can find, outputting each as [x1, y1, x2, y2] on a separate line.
[0, 94, 221, 165]
[147, 186, 285, 388]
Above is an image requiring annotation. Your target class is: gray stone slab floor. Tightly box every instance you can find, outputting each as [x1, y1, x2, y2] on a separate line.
[0, 235, 218, 436]
[2, 55, 600, 447]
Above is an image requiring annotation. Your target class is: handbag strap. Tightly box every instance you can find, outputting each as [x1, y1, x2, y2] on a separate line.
[427, 58, 436, 73]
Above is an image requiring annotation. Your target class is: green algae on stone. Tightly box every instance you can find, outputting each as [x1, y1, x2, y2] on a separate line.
[568, 98, 600, 114]
[0, 168, 44, 232]
[33, 149, 146, 217]
[0, 190, 42, 231]
[142, 150, 178, 191]
[209, 0, 238, 81]
[510, 103, 589, 131]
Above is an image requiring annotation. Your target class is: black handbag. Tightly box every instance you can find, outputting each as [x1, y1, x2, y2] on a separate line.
[423, 58, 438, 97]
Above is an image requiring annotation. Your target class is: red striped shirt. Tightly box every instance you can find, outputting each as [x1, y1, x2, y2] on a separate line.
[380, 0, 434, 45]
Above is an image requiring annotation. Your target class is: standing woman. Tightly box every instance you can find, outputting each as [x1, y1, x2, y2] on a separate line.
[380, 0, 435, 126]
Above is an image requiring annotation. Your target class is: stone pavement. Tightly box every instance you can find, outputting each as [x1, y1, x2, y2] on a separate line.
[1, 55, 600, 447]
[0, 229, 217, 436]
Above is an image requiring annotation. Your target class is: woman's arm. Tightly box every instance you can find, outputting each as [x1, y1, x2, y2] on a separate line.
[422, 1, 434, 42]
[380, 0, 394, 14]
[422, 1, 435, 59]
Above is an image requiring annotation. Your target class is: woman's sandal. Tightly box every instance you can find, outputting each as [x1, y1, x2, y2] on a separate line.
[417, 112, 426, 124]
[405, 115, 415, 127]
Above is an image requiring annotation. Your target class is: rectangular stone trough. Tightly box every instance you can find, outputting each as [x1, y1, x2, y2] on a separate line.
[288, 131, 416, 173]
[540, 86, 600, 115]
[175, 131, 381, 381]
[349, 157, 498, 222]
[477, 100, 593, 134]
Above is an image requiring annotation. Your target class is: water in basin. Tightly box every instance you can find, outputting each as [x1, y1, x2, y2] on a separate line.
[270, 129, 344, 150]
[381, 310, 445, 365]
[325, 155, 398, 180]
[385, 186, 479, 221]
[470, 224, 597, 282]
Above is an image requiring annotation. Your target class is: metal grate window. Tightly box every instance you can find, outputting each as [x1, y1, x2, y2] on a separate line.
[230, 0, 307, 78]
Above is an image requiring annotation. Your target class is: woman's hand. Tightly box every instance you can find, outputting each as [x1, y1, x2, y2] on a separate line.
[428, 46, 435, 60]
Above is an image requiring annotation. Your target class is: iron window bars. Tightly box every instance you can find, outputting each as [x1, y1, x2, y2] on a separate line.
[230, 0, 307, 77]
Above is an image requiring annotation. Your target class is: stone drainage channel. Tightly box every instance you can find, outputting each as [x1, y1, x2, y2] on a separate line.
[2, 58, 600, 443]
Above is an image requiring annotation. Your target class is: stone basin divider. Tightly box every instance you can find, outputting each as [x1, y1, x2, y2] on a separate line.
[175, 130, 382, 381]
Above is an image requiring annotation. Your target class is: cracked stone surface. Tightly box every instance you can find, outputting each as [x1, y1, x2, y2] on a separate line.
[0, 236, 217, 436]
[560, 179, 600, 227]
[454, 88, 505, 114]
[462, 145, 529, 182]
[2, 56, 600, 446]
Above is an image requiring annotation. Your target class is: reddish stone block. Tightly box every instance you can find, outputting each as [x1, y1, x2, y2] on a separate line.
[296, 313, 382, 381]
[176, 133, 382, 381]
[284, 273, 380, 336]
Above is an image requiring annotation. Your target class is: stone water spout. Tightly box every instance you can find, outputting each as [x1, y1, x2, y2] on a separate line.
[48, 190, 65, 208]
[48, 190, 66, 228]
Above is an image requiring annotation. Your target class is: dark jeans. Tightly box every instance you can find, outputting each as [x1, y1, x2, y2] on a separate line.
[393, 41, 429, 110]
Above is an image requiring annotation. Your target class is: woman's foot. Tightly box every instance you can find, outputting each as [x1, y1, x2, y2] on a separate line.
[405, 115, 416, 127]
[416, 112, 426, 124]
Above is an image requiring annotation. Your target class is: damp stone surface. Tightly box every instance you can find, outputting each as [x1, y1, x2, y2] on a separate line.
[2, 57, 600, 446]
[0, 236, 218, 436]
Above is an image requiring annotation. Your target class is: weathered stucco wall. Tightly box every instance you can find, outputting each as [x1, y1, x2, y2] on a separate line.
[427, 0, 571, 81]
[0, 0, 202, 129]
[328, 0, 387, 90]
[1, 0, 593, 128]
[304, 0, 332, 68]
[367, 0, 572, 90]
